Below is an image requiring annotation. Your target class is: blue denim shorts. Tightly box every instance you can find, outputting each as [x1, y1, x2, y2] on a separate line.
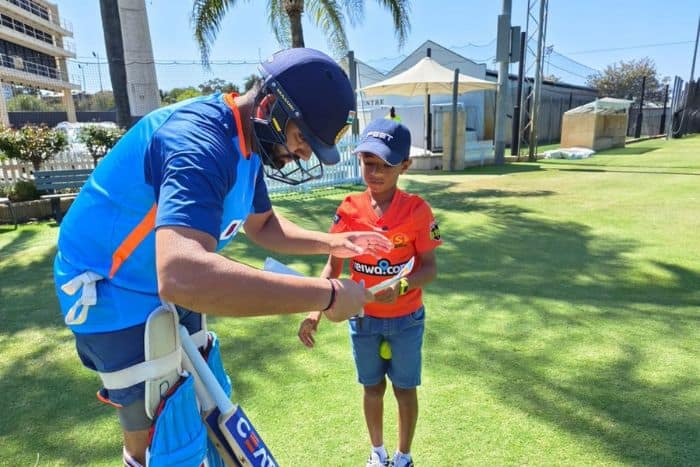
[74, 308, 203, 407]
[348, 306, 425, 389]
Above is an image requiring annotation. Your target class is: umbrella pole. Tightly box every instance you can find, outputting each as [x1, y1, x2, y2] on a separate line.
[449, 68, 459, 171]
[424, 84, 431, 155]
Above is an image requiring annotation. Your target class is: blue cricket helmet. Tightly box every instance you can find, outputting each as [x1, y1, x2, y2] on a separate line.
[253, 48, 356, 184]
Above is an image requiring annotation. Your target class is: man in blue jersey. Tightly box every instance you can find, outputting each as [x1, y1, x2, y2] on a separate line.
[53, 48, 392, 466]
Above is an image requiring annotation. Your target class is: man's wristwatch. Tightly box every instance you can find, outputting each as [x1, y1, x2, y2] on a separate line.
[398, 278, 409, 296]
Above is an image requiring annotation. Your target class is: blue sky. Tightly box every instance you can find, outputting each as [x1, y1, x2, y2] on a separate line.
[55, 0, 699, 91]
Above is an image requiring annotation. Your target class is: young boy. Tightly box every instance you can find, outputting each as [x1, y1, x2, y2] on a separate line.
[298, 119, 442, 467]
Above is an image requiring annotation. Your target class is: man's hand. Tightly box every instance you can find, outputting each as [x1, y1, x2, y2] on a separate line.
[323, 279, 373, 322]
[298, 313, 321, 348]
[328, 232, 392, 258]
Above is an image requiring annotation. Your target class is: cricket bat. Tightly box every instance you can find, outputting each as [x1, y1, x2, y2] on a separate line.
[264, 256, 415, 318]
[356, 256, 415, 317]
[262, 257, 305, 277]
[367, 256, 415, 294]
[179, 326, 278, 467]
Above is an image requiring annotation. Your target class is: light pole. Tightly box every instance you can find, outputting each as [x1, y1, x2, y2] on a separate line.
[92, 51, 104, 93]
[77, 63, 86, 92]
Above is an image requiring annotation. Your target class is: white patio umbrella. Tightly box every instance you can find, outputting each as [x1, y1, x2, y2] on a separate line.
[361, 56, 497, 97]
[360, 57, 496, 160]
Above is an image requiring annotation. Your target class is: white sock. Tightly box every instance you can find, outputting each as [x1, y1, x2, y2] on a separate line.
[122, 447, 143, 467]
[372, 445, 388, 461]
[394, 450, 411, 459]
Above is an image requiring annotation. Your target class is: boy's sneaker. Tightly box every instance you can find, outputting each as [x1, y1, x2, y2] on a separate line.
[366, 452, 393, 467]
[392, 452, 414, 467]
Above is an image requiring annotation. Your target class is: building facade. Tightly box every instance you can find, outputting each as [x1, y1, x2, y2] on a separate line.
[0, 0, 78, 126]
[347, 40, 599, 151]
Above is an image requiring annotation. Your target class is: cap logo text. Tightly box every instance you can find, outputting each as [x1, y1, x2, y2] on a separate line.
[367, 131, 394, 141]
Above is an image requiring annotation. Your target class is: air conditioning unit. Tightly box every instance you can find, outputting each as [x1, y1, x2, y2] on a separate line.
[12, 56, 24, 70]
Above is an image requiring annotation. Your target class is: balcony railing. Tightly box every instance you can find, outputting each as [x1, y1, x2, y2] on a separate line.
[60, 18, 72, 33]
[0, 51, 68, 82]
[0, 23, 75, 56]
[7, 0, 49, 22]
[3, 0, 73, 33]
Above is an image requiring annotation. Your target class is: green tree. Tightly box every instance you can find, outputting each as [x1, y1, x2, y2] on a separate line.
[0, 125, 68, 171]
[243, 73, 261, 92]
[78, 125, 126, 166]
[191, 0, 411, 64]
[198, 78, 240, 94]
[6, 94, 51, 111]
[587, 57, 670, 104]
[93, 91, 116, 111]
[74, 92, 116, 112]
[160, 87, 203, 105]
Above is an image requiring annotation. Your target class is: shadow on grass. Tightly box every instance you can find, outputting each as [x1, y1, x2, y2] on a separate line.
[220, 178, 699, 466]
[0, 229, 63, 333]
[464, 164, 544, 176]
[440, 336, 699, 466]
[0, 334, 118, 464]
[1, 180, 698, 464]
[401, 178, 699, 466]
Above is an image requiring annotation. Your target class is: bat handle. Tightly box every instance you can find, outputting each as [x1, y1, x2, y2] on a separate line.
[179, 325, 235, 414]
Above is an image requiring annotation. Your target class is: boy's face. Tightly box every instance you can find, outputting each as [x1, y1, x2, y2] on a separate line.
[359, 153, 410, 194]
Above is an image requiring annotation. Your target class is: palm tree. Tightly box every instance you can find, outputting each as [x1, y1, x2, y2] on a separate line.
[243, 73, 261, 92]
[99, 0, 132, 128]
[191, 0, 411, 65]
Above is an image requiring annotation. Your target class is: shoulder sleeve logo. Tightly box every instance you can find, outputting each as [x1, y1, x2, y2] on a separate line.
[430, 221, 441, 241]
[333, 213, 341, 224]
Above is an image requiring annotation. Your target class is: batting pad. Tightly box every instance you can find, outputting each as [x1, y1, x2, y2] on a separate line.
[146, 374, 207, 466]
[144, 306, 182, 420]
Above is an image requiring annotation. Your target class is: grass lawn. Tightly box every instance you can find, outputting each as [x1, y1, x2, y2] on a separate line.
[1, 135, 699, 466]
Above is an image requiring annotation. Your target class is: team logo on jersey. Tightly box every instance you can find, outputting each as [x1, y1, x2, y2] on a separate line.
[220, 219, 244, 241]
[353, 258, 411, 276]
[430, 221, 441, 241]
[392, 233, 408, 248]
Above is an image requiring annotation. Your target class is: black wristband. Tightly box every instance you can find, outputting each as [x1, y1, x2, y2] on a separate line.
[321, 279, 336, 311]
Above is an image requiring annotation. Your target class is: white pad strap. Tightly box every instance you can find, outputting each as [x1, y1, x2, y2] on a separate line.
[190, 329, 207, 349]
[60, 271, 104, 325]
[98, 349, 182, 390]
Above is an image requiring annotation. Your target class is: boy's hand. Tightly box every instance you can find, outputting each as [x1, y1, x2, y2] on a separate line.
[373, 282, 401, 304]
[298, 314, 320, 348]
[328, 232, 392, 258]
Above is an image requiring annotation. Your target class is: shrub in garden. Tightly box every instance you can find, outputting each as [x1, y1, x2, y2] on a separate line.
[0, 124, 68, 171]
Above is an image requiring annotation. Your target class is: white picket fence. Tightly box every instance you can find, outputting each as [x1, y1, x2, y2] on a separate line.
[0, 148, 94, 186]
[265, 136, 362, 194]
[0, 136, 362, 192]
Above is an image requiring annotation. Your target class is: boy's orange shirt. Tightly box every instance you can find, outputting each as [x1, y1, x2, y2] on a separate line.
[330, 189, 442, 318]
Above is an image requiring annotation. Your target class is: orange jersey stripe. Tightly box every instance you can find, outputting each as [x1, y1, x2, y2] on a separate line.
[223, 93, 250, 158]
[109, 203, 157, 279]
